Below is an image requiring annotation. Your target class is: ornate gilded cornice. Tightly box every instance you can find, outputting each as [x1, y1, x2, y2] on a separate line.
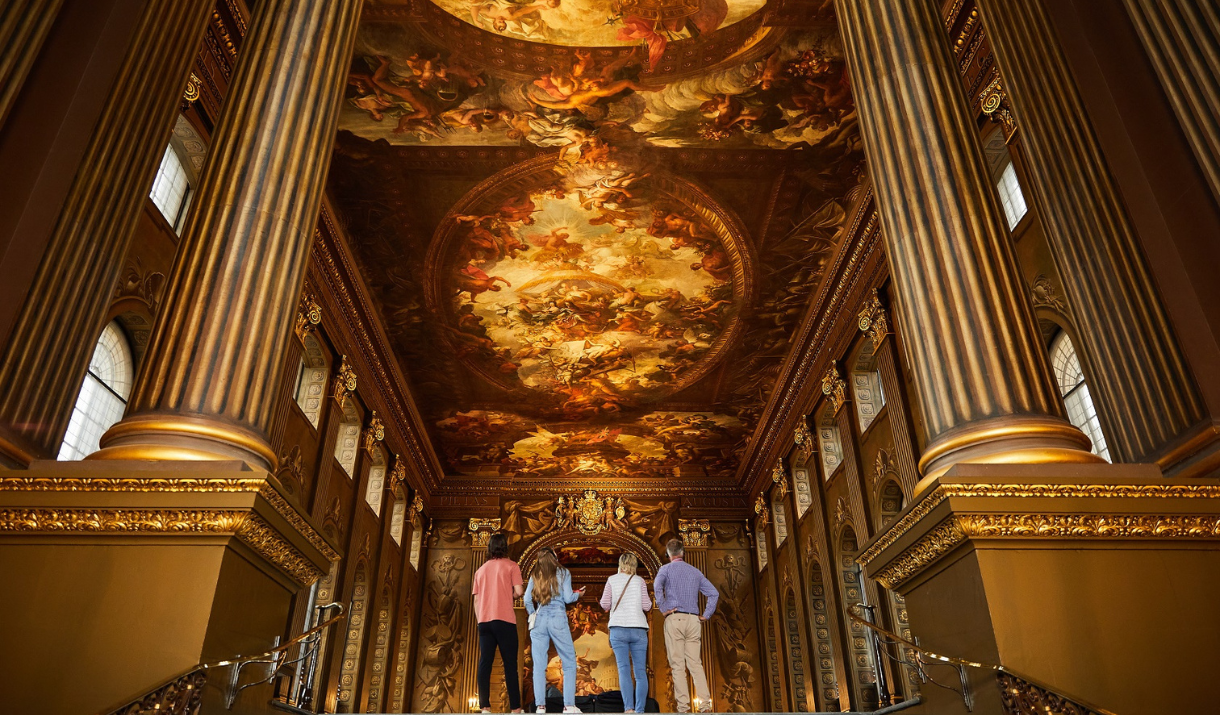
[256, 483, 340, 561]
[0, 476, 266, 492]
[0, 505, 325, 586]
[294, 289, 322, 341]
[678, 518, 711, 548]
[856, 481, 1220, 569]
[0, 507, 248, 533]
[822, 362, 847, 413]
[235, 513, 324, 585]
[873, 512, 1220, 589]
[857, 289, 890, 352]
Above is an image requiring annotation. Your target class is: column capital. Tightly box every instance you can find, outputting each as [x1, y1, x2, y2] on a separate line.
[678, 518, 710, 549]
[821, 362, 847, 413]
[468, 517, 501, 549]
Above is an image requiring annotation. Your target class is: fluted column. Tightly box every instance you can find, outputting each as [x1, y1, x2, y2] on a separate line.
[977, 0, 1205, 464]
[1122, 0, 1220, 211]
[0, 0, 215, 465]
[834, 0, 1100, 492]
[0, 0, 66, 129]
[92, 0, 364, 471]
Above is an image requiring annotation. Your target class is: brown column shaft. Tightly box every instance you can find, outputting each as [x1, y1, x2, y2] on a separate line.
[834, 0, 1099, 488]
[0, 0, 66, 129]
[978, 0, 1205, 463]
[1122, 0, 1220, 211]
[0, 0, 215, 464]
[94, 0, 364, 471]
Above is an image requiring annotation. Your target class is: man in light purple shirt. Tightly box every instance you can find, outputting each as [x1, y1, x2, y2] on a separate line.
[654, 538, 719, 713]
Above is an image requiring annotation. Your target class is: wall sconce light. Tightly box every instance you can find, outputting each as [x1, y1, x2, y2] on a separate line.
[468, 696, 480, 712]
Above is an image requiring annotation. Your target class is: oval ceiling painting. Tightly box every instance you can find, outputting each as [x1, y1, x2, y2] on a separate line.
[431, 0, 766, 48]
[427, 155, 753, 419]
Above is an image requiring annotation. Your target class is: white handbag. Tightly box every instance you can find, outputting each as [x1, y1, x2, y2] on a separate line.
[528, 611, 537, 630]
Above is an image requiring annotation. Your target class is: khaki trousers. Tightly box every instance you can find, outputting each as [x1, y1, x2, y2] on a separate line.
[663, 613, 711, 712]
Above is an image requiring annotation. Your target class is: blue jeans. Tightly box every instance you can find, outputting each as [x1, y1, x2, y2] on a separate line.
[609, 627, 649, 712]
[531, 610, 576, 707]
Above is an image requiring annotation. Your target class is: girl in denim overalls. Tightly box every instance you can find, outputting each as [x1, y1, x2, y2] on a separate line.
[524, 547, 583, 713]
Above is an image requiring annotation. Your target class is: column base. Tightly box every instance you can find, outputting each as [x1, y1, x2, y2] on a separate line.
[857, 462, 1220, 715]
[90, 412, 279, 473]
[916, 415, 1104, 495]
[0, 459, 338, 715]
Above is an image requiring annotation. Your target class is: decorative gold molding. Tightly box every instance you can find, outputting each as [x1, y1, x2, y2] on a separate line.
[978, 74, 1017, 138]
[772, 462, 789, 501]
[362, 411, 385, 453]
[857, 289, 890, 352]
[0, 477, 267, 492]
[873, 512, 1220, 589]
[409, 493, 425, 527]
[235, 513, 325, 586]
[754, 495, 770, 531]
[793, 419, 813, 457]
[294, 289, 323, 341]
[467, 517, 501, 548]
[389, 454, 407, 494]
[857, 482, 1220, 569]
[0, 508, 248, 533]
[822, 362, 847, 413]
[1030, 274, 1069, 316]
[183, 72, 202, 103]
[678, 518, 711, 548]
[256, 483, 341, 561]
[332, 355, 357, 409]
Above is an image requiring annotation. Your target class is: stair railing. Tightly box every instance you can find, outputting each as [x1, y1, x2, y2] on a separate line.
[100, 603, 345, 715]
[846, 605, 1117, 715]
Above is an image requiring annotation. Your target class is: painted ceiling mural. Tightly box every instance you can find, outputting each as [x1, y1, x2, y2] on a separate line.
[331, 0, 864, 484]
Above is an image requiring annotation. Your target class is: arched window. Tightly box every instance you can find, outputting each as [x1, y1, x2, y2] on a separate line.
[334, 403, 360, 477]
[366, 447, 387, 516]
[294, 334, 329, 429]
[59, 321, 133, 460]
[1050, 332, 1110, 462]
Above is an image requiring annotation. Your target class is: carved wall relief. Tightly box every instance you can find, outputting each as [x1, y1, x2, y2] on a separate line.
[337, 562, 370, 711]
[784, 589, 810, 712]
[763, 592, 784, 710]
[412, 525, 470, 714]
[807, 559, 842, 711]
[710, 552, 762, 713]
[365, 574, 394, 711]
[838, 527, 879, 711]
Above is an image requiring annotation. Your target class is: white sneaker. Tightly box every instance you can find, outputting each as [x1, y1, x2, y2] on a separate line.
[562, 707, 582, 713]
[536, 708, 546, 714]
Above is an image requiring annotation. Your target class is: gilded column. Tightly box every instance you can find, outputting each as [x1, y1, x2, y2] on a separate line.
[834, 0, 1100, 491]
[0, 0, 66, 129]
[977, 0, 1205, 464]
[0, 0, 215, 465]
[93, 0, 364, 471]
[1122, 0, 1220, 210]
[462, 519, 499, 711]
[678, 519, 716, 711]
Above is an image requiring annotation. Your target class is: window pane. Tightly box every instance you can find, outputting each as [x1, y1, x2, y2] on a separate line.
[1050, 332, 1110, 462]
[149, 145, 190, 231]
[996, 161, 1028, 230]
[58, 321, 132, 461]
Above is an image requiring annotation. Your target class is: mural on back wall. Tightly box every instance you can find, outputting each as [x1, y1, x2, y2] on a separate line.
[329, 0, 863, 483]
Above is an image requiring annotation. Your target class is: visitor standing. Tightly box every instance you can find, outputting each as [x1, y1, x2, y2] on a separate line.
[654, 539, 718, 713]
[472, 533, 524, 713]
[525, 547, 584, 714]
[600, 552, 652, 713]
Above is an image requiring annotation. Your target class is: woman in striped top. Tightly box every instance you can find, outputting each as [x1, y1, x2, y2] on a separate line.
[599, 553, 653, 713]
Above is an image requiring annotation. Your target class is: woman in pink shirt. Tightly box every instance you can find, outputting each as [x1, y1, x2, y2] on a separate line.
[472, 533, 524, 713]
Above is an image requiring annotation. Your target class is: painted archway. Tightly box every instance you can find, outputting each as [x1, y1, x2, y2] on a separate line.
[518, 527, 663, 579]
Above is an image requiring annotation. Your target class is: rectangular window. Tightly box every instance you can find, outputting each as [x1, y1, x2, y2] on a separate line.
[149, 145, 191, 233]
[996, 160, 1028, 230]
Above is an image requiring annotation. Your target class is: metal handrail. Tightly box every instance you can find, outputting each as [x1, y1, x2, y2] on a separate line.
[846, 605, 1118, 715]
[100, 603, 345, 715]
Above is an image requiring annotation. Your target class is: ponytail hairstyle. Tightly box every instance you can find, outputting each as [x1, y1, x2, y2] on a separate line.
[533, 547, 562, 607]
